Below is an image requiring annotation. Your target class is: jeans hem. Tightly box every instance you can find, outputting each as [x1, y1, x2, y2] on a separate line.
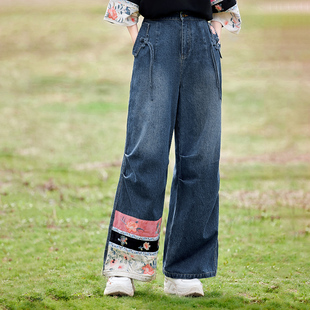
[102, 270, 156, 282]
[163, 269, 216, 279]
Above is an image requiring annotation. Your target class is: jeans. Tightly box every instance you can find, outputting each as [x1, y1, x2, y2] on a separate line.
[102, 12, 222, 281]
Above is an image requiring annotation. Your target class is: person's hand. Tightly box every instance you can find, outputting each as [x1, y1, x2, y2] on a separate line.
[127, 24, 139, 45]
[210, 20, 222, 43]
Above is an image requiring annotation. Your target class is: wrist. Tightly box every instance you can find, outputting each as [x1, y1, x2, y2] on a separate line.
[127, 24, 138, 44]
[210, 20, 222, 40]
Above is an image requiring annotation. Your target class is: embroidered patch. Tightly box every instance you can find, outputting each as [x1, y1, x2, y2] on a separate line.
[110, 230, 159, 252]
[212, 4, 242, 34]
[104, 242, 157, 276]
[113, 210, 162, 238]
[104, 0, 139, 26]
[105, 211, 161, 278]
[112, 227, 159, 241]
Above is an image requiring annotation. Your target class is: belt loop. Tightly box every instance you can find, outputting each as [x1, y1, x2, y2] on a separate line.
[180, 11, 184, 21]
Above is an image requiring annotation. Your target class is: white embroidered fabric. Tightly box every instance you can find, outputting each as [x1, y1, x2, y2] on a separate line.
[211, 4, 242, 34]
[104, 0, 139, 26]
[104, 1, 242, 34]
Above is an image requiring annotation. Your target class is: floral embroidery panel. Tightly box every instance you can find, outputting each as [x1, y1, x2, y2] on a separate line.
[104, 242, 157, 279]
[113, 210, 162, 238]
[104, 0, 242, 34]
[103, 211, 161, 280]
[110, 229, 159, 252]
[104, 0, 139, 26]
[212, 4, 242, 34]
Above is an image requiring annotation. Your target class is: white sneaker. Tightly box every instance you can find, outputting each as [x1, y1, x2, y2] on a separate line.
[164, 276, 204, 297]
[104, 276, 135, 296]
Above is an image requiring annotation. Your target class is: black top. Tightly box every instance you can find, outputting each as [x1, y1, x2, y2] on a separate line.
[129, 0, 237, 20]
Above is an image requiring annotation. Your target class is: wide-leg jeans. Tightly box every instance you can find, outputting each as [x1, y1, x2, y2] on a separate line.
[102, 12, 222, 281]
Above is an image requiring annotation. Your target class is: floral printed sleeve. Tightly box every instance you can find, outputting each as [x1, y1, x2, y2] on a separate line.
[104, 0, 139, 26]
[211, 3, 242, 34]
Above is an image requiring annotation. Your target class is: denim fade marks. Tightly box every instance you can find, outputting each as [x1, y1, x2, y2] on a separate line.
[103, 13, 222, 280]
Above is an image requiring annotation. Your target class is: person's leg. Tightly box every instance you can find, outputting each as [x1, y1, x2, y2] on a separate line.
[102, 18, 182, 282]
[163, 17, 222, 280]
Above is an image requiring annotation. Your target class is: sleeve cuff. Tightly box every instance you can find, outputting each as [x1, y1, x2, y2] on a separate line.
[104, 0, 139, 26]
[211, 4, 242, 34]
[211, 0, 237, 13]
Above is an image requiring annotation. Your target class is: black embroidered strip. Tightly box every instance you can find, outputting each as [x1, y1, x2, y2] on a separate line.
[110, 230, 159, 253]
[212, 0, 237, 13]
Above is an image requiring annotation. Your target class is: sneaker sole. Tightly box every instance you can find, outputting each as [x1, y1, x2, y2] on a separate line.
[104, 286, 134, 296]
[104, 283, 134, 297]
[164, 283, 204, 297]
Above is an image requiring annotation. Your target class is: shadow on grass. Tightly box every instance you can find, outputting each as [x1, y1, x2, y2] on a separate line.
[1, 289, 306, 310]
[131, 289, 247, 310]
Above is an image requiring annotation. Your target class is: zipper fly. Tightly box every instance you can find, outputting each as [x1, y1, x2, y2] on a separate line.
[180, 12, 191, 59]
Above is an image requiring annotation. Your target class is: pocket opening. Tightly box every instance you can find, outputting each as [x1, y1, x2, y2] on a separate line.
[132, 22, 150, 57]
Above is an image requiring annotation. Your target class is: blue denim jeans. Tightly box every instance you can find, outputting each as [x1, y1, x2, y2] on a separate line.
[102, 12, 222, 281]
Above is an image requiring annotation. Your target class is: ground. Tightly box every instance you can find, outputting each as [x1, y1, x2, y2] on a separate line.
[0, 0, 309, 309]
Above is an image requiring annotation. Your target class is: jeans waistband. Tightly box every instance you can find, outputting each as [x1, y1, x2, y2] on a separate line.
[145, 12, 207, 21]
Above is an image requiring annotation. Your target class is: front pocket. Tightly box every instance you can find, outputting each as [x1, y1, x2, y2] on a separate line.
[208, 23, 222, 58]
[207, 23, 222, 99]
[211, 46, 222, 100]
[132, 22, 150, 57]
[131, 22, 155, 100]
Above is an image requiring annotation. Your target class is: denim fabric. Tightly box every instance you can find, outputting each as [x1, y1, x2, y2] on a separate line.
[102, 12, 222, 281]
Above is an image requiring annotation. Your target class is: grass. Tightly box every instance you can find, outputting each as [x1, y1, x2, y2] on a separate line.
[0, 0, 310, 309]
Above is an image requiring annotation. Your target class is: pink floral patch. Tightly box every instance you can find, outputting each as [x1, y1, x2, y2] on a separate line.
[113, 211, 161, 238]
[126, 221, 138, 233]
[139, 242, 151, 251]
[107, 8, 118, 20]
[143, 242, 150, 250]
[142, 264, 154, 275]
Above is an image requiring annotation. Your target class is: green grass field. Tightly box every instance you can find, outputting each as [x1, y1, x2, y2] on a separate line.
[0, 0, 309, 309]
